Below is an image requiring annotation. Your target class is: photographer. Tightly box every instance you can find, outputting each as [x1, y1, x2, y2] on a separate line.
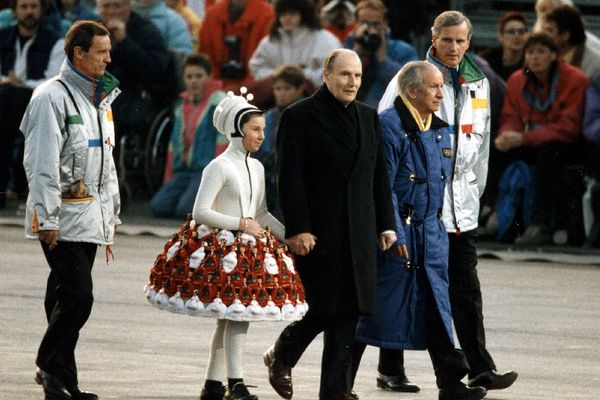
[200, 0, 274, 91]
[343, 0, 417, 108]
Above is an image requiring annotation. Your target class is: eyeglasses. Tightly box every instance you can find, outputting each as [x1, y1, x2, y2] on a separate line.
[504, 28, 527, 36]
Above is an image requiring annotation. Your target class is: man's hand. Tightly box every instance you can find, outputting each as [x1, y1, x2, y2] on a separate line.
[378, 231, 397, 251]
[495, 130, 523, 152]
[105, 18, 127, 42]
[286, 232, 317, 256]
[38, 230, 59, 250]
[390, 243, 408, 258]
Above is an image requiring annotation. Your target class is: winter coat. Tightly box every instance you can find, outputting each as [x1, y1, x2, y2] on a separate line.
[249, 26, 341, 87]
[426, 49, 491, 233]
[355, 97, 454, 349]
[276, 85, 395, 316]
[199, 0, 274, 90]
[499, 60, 588, 148]
[22, 60, 121, 244]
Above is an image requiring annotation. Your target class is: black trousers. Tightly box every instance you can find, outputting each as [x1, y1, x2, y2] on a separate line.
[351, 268, 469, 389]
[36, 241, 97, 387]
[448, 230, 496, 378]
[274, 309, 358, 397]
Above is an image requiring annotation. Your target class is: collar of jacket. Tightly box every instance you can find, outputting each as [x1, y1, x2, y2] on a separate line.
[316, 83, 356, 109]
[426, 46, 485, 84]
[393, 95, 448, 135]
[62, 59, 120, 108]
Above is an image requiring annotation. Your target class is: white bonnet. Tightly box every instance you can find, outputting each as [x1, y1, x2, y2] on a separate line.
[213, 88, 259, 140]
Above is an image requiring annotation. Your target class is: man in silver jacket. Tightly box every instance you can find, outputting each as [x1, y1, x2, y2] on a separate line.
[22, 20, 121, 400]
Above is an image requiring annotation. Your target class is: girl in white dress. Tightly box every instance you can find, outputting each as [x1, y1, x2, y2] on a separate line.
[193, 91, 285, 400]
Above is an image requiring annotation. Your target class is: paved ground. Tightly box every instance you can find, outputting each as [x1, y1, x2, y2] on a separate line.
[2, 196, 600, 400]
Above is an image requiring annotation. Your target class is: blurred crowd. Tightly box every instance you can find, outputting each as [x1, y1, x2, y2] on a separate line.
[1, 0, 600, 248]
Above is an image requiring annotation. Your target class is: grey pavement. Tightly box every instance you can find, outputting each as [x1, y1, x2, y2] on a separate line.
[2, 196, 600, 400]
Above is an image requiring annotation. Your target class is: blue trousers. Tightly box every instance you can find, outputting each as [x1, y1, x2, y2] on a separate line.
[150, 173, 202, 218]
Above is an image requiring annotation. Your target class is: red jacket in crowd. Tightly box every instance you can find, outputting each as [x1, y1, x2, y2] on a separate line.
[199, 0, 274, 91]
[499, 61, 589, 147]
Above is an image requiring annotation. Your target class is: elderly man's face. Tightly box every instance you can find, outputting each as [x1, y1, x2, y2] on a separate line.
[98, 0, 131, 22]
[407, 68, 444, 117]
[323, 51, 362, 105]
[432, 22, 470, 68]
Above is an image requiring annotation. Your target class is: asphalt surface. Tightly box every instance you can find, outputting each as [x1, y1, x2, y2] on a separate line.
[1, 196, 600, 400]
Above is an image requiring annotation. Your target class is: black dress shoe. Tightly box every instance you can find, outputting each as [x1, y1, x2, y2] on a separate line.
[439, 382, 486, 400]
[468, 370, 518, 390]
[39, 370, 72, 400]
[349, 390, 359, 400]
[66, 386, 98, 400]
[224, 382, 257, 400]
[376, 372, 420, 393]
[263, 346, 292, 399]
[200, 383, 226, 400]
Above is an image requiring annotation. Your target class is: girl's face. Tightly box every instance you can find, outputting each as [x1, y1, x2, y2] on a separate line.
[279, 10, 301, 31]
[241, 115, 266, 153]
[524, 43, 556, 76]
[273, 79, 303, 108]
[183, 64, 209, 98]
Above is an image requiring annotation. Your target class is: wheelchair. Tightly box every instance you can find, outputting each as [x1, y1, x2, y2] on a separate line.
[117, 104, 174, 207]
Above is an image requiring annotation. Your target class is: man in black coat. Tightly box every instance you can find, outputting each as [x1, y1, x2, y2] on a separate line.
[263, 48, 396, 400]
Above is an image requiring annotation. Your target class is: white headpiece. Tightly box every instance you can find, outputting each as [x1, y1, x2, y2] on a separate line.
[212, 87, 258, 140]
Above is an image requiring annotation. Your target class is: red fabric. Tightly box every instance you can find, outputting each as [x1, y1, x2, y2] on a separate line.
[499, 61, 589, 148]
[199, 0, 274, 92]
[324, 22, 356, 43]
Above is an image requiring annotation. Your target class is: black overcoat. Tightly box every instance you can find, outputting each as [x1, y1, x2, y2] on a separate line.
[276, 86, 395, 316]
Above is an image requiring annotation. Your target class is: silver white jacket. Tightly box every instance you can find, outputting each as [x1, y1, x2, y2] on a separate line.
[22, 60, 121, 244]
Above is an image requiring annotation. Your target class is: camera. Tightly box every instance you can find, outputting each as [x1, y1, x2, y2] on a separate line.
[356, 31, 382, 52]
[220, 35, 246, 79]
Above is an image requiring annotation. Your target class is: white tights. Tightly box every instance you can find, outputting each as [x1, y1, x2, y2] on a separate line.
[205, 319, 249, 380]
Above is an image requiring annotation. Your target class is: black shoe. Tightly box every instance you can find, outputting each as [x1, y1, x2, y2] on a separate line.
[439, 382, 486, 400]
[376, 372, 420, 393]
[349, 390, 359, 400]
[469, 370, 518, 390]
[39, 370, 72, 400]
[65, 386, 98, 400]
[263, 346, 292, 399]
[200, 383, 226, 400]
[224, 382, 258, 400]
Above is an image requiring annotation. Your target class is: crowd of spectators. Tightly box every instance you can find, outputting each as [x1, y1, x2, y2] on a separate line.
[1, 0, 600, 248]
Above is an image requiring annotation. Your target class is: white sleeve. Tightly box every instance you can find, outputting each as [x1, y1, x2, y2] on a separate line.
[191, 161, 241, 230]
[378, 69, 401, 113]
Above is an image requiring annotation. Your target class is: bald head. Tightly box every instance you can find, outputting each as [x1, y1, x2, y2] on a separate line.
[322, 49, 362, 105]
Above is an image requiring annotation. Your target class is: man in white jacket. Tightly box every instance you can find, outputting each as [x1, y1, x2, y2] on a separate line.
[22, 20, 121, 400]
